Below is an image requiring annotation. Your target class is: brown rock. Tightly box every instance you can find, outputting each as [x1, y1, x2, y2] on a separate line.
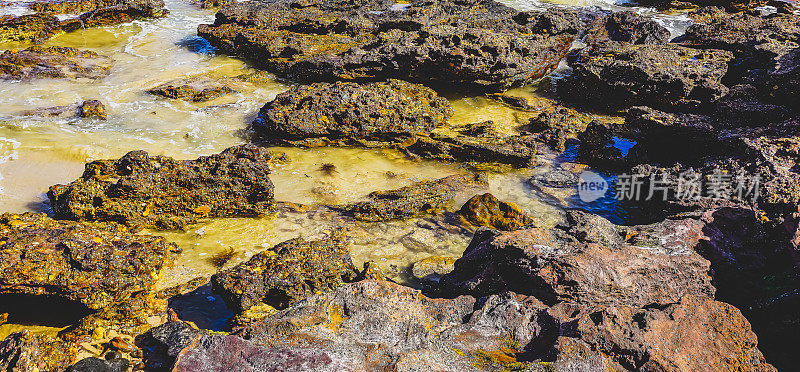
[457, 193, 533, 231]
[0, 46, 113, 80]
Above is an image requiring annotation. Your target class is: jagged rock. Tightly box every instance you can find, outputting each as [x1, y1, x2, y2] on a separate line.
[48, 144, 275, 231]
[0, 212, 179, 337]
[20, 99, 107, 119]
[0, 331, 42, 372]
[137, 321, 204, 371]
[529, 168, 579, 188]
[0, 46, 114, 80]
[558, 41, 733, 112]
[340, 173, 487, 222]
[484, 93, 534, 110]
[254, 79, 452, 144]
[526, 105, 593, 152]
[577, 121, 625, 169]
[636, 0, 767, 11]
[585, 11, 671, 45]
[438, 211, 715, 305]
[197, 0, 580, 91]
[145, 72, 274, 102]
[212, 234, 358, 316]
[197, 0, 236, 8]
[456, 193, 533, 231]
[60, 0, 168, 31]
[0, 13, 61, 44]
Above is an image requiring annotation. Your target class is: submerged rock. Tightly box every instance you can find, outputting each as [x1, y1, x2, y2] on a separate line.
[0, 46, 114, 80]
[146, 72, 269, 102]
[411, 255, 456, 282]
[211, 234, 359, 316]
[0, 212, 179, 337]
[558, 41, 733, 112]
[456, 193, 533, 231]
[197, 0, 579, 91]
[340, 173, 487, 222]
[254, 79, 452, 144]
[402, 128, 538, 167]
[48, 144, 275, 231]
[20, 99, 107, 119]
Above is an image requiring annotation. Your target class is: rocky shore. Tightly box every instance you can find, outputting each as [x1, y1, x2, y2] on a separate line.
[1, 0, 799, 370]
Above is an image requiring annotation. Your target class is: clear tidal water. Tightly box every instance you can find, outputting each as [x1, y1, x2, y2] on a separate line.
[0, 0, 689, 336]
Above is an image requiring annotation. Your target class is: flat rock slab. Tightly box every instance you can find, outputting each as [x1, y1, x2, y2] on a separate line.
[0, 46, 114, 80]
[197, 0, 580, 91]
[48, 144, 275, 231]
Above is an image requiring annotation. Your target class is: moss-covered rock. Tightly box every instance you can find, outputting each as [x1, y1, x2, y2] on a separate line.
[0, 46, 113, 80]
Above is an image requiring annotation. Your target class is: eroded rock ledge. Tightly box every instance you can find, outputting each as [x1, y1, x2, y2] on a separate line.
[197, 0, 580, 91]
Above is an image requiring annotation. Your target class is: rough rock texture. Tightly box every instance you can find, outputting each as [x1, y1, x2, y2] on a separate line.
[48, 144, 275, 231]
[438, 210, 715, 305]
[66, 356, 129, 372]
[20, 99, 107, 119]
[146, 72, 271, 102]
[197, 0, 580, 91]
[140, 279, 774, 371]
[0, 212, 179, 338]
[0, 0, 167, 44]
[456, 193, 533, 231]
[340, 173, 487, 222]
[0, 13, 61, 44]
[0, 331, 42, 372]
[411, 255, 456, 282]
[254, 79, 452, 144]
[525, 105, 593, 152]
[211, 234, 359, 314]
[585, 11, 670, 45]
[0, 46, 113, 80]
[636, 0, 767, 11]
[402, 127, 538, 167]
[558, 41, 733, 112]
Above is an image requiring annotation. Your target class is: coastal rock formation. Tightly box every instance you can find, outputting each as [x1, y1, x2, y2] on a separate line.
[197, 0, 580, 91]
[438, 210, 715, 305]
[255, 79, 452, 144]
[0, 331, 75, 371]
[48, 144, 275, 231]
[0, 46, 113, 80]
[456, 193, 533, 231]
[340, 173, 487, 222]
[0, 0, 167, 44]
[141, 279, 773, 371]
[211, 234, 359, 315]
[0, 212, 179, 338]
[0, 13, 60, 44]
[585, 11, 671, 45]
[146, 72, 270, 102]
[402, 127, 538, 167]
[558, 41, 733, 112]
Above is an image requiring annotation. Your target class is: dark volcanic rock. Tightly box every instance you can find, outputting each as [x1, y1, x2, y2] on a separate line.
[340, 173, 487, 222]
[147, 76, 238, 102]
[635, 0, 767, 11]
[0, 212, 179, 335]
[438, 210, 715, 306]
[59, 0, 168, 31]
[456, 192, 533, 231]
[0, 46, 113, 80]
[526, 105, 593, 152]
[254, 79, 452, 143]
[577, 121, 625, 169]
[48, 144, 275, 231]
[0, 331, 42, 372]
[211, 233, 359, 314]
[67, 357, 129, 372]
[586, 11, 670, 45]
[197, 0, 580, 91]
[558, 41, 733, 112]
[137, 321, 204, 371]
[0, 13, 61, 44]
[402, 128, 538, 167]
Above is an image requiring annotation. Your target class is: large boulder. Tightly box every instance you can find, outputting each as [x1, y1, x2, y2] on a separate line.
[437, 211, 715, 306]
[197, 0, 580, 91]
[456, 193, 533, 231]
[557, 41, 733, 112]
[340, 173, 487, 222]
[0, 13, 61, 44]
[0, 212, 180, 335]
[254, 79, 453, 144]
[0, 46, 114, 80]
[0, 331, 75, 371]
[585, 11, 671, 45]
[140, 280, 774, 371]
[48, 144, 275, 231]
[211, 234, 359, 316]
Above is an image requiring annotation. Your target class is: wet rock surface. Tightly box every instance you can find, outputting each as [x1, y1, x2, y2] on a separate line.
[0, 46, 114, 80]
[20, 99, 107, 119]
[211, 233, 359, 316]
[0, 330, 75, 371]
[456, 192, 534, 231]
[197, 0, 580, 91]
[48, 144, 275, 231]
[585, 10, 671, 45]
[0, 13, 61, 44]
[146, 72, 270, 102]
[340, 173, 487, 222]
